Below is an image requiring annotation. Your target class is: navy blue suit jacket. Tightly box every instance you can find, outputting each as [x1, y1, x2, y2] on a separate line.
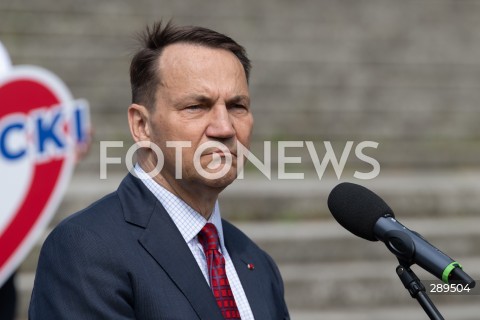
[29, 173, 290, 319]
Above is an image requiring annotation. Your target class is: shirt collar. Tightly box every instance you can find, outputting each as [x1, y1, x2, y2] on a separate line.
[134, 164, 225, 248]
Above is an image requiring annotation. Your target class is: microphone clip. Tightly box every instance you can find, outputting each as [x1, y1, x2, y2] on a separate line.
[395, 261, 445, 320]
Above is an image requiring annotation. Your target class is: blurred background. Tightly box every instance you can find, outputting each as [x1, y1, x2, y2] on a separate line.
[1, 0, 480, 319]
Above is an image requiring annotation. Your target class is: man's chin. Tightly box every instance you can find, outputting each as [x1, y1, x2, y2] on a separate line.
[198, 169, 238, 189]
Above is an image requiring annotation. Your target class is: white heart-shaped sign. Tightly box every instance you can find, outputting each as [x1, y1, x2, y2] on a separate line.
[0, 41, 89, 287]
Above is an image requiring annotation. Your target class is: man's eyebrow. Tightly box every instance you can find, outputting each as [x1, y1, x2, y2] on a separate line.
[227, 95, 250, 105]
[172, 94, 212, 107]
[175, 94, 250, 105]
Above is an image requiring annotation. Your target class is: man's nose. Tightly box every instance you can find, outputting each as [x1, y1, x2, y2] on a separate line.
[205, 105, 236, 140]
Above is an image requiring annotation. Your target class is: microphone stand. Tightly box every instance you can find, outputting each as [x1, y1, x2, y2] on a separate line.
[396, 260, 444, 320]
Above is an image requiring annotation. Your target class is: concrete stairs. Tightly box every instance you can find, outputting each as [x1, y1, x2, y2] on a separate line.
[246, 219, 480, 319]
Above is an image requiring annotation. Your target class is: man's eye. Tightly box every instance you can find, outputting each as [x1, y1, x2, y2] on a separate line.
[186, 105, 203, 111]
[231, 104, 248, 112]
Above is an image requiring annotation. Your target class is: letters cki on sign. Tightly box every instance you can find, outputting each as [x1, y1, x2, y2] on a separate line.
[0, 41, 90, 287]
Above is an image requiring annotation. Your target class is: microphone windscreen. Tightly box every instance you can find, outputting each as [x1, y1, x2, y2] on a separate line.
[327, 182, 394, 241]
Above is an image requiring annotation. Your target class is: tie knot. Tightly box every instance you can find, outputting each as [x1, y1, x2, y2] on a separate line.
[198, 223, 220, 252]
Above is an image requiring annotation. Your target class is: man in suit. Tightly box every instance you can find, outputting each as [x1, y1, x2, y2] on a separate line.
[29, 21, 290, 319]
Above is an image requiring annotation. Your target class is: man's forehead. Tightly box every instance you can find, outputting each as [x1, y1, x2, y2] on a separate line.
[157, 43, 248, 91]
[158, 43, 243, 75]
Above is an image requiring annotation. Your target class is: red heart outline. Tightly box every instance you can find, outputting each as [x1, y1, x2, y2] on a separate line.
[0, 66, 76, 286]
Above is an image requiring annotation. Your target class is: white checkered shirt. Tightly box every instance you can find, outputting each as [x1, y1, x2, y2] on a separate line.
[134, 165, 255, 320]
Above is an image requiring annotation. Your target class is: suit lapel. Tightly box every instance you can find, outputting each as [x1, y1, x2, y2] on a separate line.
[138, 206, 224, 320]
[118, 174, 224, 320]
[224, 227, 272, 320]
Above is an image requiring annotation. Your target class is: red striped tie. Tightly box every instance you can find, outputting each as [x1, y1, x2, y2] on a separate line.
[198, 223, 241, 319]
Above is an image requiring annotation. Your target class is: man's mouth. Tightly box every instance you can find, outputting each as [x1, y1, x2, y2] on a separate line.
[203, 148, 237, 157]
[204, 149, 236, 170]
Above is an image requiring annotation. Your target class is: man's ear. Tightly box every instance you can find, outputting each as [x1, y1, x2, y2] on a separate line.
[128, 104, 151, 142]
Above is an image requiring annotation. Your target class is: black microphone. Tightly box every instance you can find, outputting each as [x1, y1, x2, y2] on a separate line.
[328, 182, 475, 287]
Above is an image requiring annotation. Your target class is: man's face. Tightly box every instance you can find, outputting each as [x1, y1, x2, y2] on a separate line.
[148, 43, 253, 190]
